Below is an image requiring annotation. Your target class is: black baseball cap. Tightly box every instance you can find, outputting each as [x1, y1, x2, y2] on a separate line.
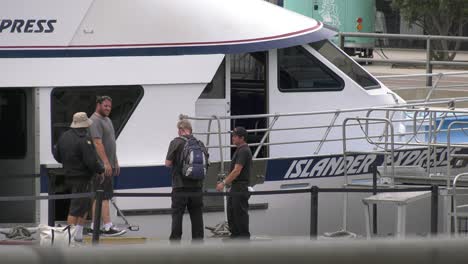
[232, 127, 248, 138]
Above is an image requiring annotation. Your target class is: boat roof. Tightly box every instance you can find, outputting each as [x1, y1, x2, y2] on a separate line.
[0, 0, 336, 58]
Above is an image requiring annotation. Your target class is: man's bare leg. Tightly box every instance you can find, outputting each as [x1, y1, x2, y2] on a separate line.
[92, 200, 111, 228]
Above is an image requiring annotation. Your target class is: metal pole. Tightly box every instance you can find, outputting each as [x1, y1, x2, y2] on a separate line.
[371, 164, 378, 235]
[214, 115, 229, 223]
[342, 119, 349, 230]
[47, 173, 56, 227]
[383, 111, 389, 179]
[310, 186, 319, 239]
[206, 119, 213, 147]
[431, 185, 439, 235]
[426, 38, 433, 87]
[427, 112, 434, 176]
[425, 73, 443, 102]
[315, 112, 340, 155]
[253, 115, 279, 158]
[92, 189, 104, 245]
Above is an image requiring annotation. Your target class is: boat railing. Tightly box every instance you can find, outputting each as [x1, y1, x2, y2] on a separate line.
[339, 32, 468, 86]
[374, 71, 468, 103]
[184, 98, 468, 181]
[447, 122, 468, 188]
[451, 172, 468, 236]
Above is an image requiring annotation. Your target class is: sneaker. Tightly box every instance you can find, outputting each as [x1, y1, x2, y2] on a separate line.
[84, 227, 94, 235]
[101, 226, 127, 237]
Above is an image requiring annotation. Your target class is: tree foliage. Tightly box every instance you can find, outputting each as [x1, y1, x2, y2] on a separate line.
[392, 0, 468, 60]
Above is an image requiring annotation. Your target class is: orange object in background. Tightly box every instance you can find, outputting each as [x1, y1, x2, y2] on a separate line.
[356, 17, 363, 31]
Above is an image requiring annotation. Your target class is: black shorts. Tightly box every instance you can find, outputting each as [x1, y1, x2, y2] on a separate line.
[65, 177, 92, 218]
[93, 175, 114, 200]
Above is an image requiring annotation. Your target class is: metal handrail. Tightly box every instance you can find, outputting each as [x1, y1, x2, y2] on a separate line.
[446, 121, 468, 188]
[184, 98, 468, 183]
[183, 97, 468, 121]
[342, 117, 395, 232]
[375, 71, 468, 103]
[452, 172, 468, 236]
[339, 32, 468, 86]
[340, 32, 468, 41]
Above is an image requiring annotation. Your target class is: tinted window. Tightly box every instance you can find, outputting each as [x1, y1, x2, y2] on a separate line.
[310, 40, 381, 90]
[277, 46, 343, 92]
[0, 89, 26, 159]
[51, 86, 143, 147]
[200, 59, 225, 99]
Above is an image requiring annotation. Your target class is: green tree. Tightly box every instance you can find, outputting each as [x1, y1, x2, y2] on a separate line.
[392, 0, 468, 60]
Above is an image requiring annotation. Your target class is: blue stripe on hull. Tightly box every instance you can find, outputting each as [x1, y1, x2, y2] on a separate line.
[0, 27, 335, 58]
[40, 147, 468, 192]
[40, 165, 172, 193]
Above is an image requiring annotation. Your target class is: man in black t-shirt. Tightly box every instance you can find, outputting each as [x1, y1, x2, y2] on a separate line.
[53, 112, 104, 242]
[216, 126, 252, 239]
[165, 119, 204, 241]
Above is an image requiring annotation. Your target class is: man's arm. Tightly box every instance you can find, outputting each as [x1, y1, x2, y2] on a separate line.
[224, 164, 243, 184]
[216, 164, 243, 191]
[93, 138, 113, 177]
[165, 139, 178, 168]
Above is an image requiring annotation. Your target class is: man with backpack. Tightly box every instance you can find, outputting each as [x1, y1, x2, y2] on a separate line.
[165, 119, 208, 241]
[53, 112, 104, 242]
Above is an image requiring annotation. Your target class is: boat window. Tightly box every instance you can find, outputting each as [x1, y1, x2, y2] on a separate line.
[51, 86, 144, 147]
[277, 46, 344, 92]
[0, 89, 27, 159]
[310, 40, 381, 90]
[200, 59, 225, 99]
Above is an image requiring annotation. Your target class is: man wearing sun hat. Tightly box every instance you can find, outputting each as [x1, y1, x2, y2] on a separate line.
[53, 112, 104, 242]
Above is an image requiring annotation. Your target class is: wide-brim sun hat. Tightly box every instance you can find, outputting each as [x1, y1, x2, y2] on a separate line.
[70, 112, 93, 128]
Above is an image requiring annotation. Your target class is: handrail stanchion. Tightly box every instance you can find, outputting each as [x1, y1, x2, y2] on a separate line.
[431, 185, 439, 236]
[92, 189, 104, 245]
[310, 186, 319, 239]
[315, 112, 340, 155]
[254, 115, 279, 158]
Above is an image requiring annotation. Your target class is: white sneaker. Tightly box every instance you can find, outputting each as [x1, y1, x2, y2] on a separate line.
[101, 226, 127, 237]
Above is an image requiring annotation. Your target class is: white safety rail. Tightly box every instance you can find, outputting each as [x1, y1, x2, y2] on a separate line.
[185, 81, 468, 238]
[451, 173, 468, 236]
[375, 71, 468, 104]
[185, 98, 468, 173]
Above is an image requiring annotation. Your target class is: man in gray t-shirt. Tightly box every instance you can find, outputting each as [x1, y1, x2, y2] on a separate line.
[88, 95, 125, 237]
[90, 113, 117, 170]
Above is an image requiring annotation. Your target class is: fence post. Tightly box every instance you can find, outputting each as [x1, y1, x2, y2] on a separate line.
[371, 164, 378, 235]
[431, 185, 439, 235]
[426, 37, 433, 87]
[92, 189, 104, 245]
[47, 173, 56, 227]
[310, 186, 319, 239]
